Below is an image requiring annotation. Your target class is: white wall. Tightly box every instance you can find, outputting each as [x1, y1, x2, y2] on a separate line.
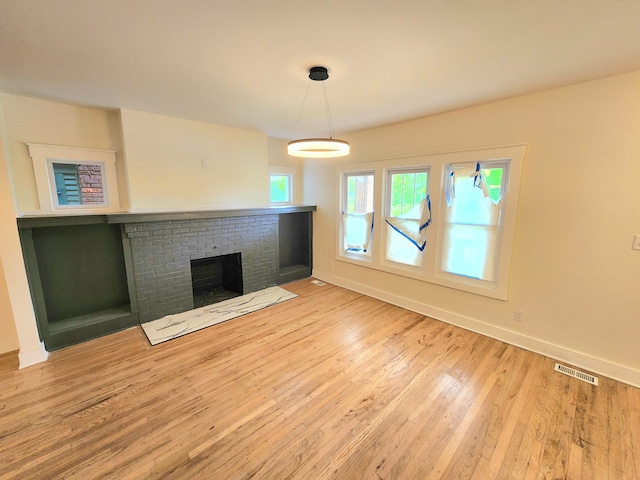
[121, 109, 269, 211]
[307, 70, 640, 387]
[0, 113, 47, 365]
[0, 93, 125, 213]
[0, 256, 18, 353]
[0, 170, 19, 354]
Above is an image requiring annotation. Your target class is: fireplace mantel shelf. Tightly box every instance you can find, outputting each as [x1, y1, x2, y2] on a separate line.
[17, 205, 316, 228]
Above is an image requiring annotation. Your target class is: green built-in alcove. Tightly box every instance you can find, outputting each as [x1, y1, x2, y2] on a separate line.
[19, 219, 137, 350]
[277, 211, 312, 284]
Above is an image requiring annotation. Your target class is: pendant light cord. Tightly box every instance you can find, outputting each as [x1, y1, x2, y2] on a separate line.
[322, 82, 335, 140]
[289, 76, 336, 141]
[289, 80, 312, 141]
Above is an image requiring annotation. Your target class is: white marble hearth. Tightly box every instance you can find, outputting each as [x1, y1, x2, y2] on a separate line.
[141, 286, 297, 345]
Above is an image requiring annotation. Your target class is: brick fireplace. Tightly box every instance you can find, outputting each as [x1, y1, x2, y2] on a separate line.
[124, 215, 278, 323]
[18, 206, 314, 350]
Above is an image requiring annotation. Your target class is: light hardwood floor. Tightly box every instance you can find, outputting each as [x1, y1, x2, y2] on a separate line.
[1, 280, 638, 479]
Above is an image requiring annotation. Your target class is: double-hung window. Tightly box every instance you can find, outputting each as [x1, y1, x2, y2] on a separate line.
[341, 172, 374, 256]
[439, 160, 509, 284]
[384, 168, 430, 267]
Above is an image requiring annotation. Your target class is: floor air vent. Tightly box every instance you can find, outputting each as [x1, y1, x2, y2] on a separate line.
[554, 363, 598, 386]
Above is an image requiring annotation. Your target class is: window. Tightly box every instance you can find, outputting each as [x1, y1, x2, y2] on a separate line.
[336, 145, 525, 300]
[269, 166, 296, 205]
[345, 174, 374, 214]
[27, 143, 120, 214]
[52, 162, 106, 207]
[342, 172, 374, 255]
[270, 174, 292, 204]
[439, 160, 509, 283]
[384, 168, 430, 267]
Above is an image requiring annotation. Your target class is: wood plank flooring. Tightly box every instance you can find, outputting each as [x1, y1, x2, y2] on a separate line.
[1, 280, 638, 479]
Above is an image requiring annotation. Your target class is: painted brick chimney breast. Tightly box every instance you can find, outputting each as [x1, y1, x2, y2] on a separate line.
[124, 215, 278, 323]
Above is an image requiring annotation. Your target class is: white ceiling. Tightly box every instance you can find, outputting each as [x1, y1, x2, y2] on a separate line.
[1, 0, 640, 139]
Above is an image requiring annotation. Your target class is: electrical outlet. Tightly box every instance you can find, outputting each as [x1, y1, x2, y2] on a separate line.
[201, 158, 208, 168]
[514, 310, 524, 322]
[633, 234, 640, 251]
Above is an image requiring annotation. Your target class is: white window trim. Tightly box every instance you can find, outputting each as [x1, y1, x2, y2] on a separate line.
[336, 144, 526, 301]
[269, 166, 295, 205]
[27, 143, 120, 214]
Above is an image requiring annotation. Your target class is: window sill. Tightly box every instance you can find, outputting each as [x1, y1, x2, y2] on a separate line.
[336, 254, 508, 301]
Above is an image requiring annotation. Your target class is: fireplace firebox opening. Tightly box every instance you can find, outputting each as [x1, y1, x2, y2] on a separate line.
[190, 253, 243, 308]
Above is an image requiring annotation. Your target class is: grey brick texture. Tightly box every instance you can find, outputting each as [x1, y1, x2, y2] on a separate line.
[124, 215, 278, 323]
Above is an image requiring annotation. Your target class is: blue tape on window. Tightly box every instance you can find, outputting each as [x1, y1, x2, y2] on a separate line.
[446, 171, 455, 207]
[384, 195, 431, 251]
[385, 219, 427, 251]
[473, 162, 482, 188]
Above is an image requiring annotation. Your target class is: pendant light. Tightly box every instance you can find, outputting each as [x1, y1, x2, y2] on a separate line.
[287, 66, 350, 158]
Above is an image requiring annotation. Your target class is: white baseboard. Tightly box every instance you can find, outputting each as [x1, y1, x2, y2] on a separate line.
[18, 342, 49, 369]
[313, 269, 640, 389]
